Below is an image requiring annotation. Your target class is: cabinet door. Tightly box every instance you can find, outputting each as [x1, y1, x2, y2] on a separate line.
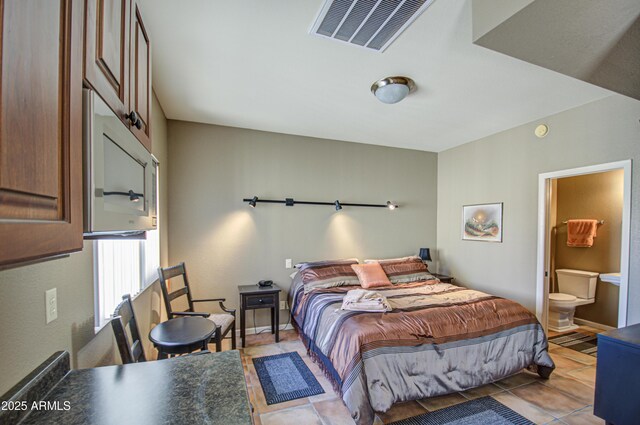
[129, 0, 152, 151]
[84, 0, 130, 123]
[0, 0, 84, 266]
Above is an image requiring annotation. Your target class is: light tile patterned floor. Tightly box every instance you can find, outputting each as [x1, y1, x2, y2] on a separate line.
[237, 327, 603, 425]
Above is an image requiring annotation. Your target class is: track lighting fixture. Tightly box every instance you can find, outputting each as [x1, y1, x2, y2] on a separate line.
[243, 196, 399, 210]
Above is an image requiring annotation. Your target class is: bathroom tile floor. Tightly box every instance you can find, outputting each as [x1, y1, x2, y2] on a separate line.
[237, 327, 604, 425]
[547, 325, 603, 339]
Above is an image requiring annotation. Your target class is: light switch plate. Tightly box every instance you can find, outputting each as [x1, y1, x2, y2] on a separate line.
[45, 288, 58, 324]
[285, 258, 292, 269]
[279, 300, 287, 310]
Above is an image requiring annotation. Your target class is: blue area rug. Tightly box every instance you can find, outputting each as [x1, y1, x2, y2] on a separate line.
[389, 397, 534, 425]
[252, 352, 325, 405]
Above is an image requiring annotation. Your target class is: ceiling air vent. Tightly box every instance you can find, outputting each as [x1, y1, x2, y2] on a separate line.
[310, 0, 436, 52]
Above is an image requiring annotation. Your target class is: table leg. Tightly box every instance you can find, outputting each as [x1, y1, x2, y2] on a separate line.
[215, 328, 222, 352]
[271, 307, 275, 334]
[275, 293, 280, 343]
[240, 304, 246, 348]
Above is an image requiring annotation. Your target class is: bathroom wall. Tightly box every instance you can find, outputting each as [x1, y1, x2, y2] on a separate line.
[555, 169, 623, 327]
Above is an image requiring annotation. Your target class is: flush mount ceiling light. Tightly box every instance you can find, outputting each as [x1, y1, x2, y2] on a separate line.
[371, 76, 416, 104]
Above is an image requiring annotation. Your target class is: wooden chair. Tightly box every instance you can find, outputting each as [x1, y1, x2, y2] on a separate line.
[158, 263, 236, 352]
[111, 294, 146, 364]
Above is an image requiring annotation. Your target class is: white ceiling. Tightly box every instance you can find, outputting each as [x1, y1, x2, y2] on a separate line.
[140, 0, 611, 152]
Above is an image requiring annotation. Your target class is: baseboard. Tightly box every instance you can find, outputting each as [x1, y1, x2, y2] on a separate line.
[236, 323, 294, 337]
[574, 317, 615, 331]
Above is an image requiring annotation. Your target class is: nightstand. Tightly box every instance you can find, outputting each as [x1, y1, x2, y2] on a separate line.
[431, 273, 454, 283]
[238, 284, 282, 348]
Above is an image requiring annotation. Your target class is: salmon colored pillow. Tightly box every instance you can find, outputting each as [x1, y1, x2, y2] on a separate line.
[351, 263, 392, 289]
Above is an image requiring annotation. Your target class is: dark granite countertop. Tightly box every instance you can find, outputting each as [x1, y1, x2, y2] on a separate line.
[17, 350, 252, 425]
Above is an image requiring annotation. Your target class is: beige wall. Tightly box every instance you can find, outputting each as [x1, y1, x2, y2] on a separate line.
[554, 170, 623, 327]
[167, 121, 438, 327]
[437, 94, 640, 325]
[0, 93, 169, 395]
[153, 92, 170, 269]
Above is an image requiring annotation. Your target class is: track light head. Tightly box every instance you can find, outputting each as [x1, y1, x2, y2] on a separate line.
[335, 200, 342, 211]
[249, 196, 258, 208]
[387, 201, 398, 210]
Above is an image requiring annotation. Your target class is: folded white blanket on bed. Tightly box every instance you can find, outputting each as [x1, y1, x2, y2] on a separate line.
[342, 289, 391, 312]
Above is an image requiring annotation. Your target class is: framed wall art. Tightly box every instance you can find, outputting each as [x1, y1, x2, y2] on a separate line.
[462, 203, 503, 242]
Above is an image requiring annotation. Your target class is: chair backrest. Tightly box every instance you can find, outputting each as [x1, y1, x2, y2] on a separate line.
[157, 262, 195, 319]
[111, 294, 146, 364]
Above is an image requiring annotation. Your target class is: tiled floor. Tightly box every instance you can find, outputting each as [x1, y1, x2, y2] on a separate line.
[237, 327, 603, 425]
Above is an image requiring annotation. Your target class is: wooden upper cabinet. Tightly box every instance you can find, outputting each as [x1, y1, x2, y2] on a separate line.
[0, 0, 84, 266]
[84, 0, 130, 123]
[130, 0, 152, 151]
[84, 0, 151, 152]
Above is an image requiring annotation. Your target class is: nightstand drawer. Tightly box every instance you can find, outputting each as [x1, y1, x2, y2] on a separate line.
[245, 294, 275, 308]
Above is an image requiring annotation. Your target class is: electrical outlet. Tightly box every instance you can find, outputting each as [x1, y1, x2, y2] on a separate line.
[285, 258, 292, 269]
[279, 300, 287, 310]
[45, 288, 58, 324]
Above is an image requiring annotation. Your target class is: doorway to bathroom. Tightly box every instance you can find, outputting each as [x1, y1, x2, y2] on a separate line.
[535, 160, 631, 333]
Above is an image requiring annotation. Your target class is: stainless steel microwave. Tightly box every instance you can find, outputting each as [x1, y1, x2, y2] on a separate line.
[83, 89, 157, 237]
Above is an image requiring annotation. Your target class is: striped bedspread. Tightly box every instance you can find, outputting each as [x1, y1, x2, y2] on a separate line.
[289, 276, 555, 425]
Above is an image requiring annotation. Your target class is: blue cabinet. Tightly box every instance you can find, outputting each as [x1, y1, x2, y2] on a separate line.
[594, 323, 640, 425]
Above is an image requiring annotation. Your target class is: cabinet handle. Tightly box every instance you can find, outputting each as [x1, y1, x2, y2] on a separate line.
[125, 111, 143, 130]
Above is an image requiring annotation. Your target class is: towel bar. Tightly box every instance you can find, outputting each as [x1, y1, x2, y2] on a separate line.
[561, 220, 605, 225]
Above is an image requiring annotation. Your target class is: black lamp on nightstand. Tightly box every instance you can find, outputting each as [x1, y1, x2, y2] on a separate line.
[419, 248, 454, 283]
[418, 248, 432, 262]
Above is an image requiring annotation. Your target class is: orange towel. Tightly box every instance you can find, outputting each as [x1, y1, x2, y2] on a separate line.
[567, 219, 599, 247]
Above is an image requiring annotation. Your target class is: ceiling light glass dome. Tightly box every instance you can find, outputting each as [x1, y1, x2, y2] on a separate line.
[371, 76, 416, 104]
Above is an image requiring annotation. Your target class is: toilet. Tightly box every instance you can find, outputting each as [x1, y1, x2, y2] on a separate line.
[548, 269, 599, 332]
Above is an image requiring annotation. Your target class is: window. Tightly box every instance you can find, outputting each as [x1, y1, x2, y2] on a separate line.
[94, 228, 159, 328]
[94, 166, 160, 329]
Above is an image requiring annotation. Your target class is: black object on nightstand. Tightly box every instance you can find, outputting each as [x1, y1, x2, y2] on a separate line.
[594, 323, 640, 425]
[430, 273, 454, 283]
[238, 284, 282, 348]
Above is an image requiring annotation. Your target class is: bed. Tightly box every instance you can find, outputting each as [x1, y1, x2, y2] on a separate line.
[288, 261, 555, 425]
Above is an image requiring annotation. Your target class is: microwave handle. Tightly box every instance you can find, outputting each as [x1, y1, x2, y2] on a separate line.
[103, 190, 143, 202]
